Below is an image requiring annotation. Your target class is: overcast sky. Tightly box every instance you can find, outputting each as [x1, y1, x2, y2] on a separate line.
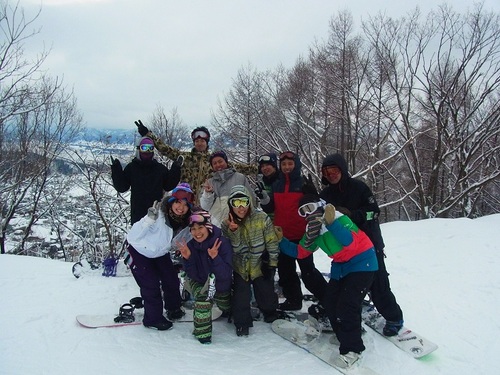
[20, 0, 500, 130]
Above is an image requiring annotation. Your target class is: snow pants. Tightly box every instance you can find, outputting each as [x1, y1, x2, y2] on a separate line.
[370, 249, 404, 322]
[323, 271, 375, 355]
[187, 278, 231, 340]
[278, 252, 327, 304]
[127, 244, 182, 326]
[232, 272, 278, 328]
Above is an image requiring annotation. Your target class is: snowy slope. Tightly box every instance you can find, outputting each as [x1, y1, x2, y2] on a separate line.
[1, 214, 499, 375]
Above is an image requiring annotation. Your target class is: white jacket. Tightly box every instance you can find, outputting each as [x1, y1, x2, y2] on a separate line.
[126, 211, 173, 258]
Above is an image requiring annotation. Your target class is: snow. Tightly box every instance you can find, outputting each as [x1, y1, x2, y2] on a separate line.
[1, 214, 499, 375]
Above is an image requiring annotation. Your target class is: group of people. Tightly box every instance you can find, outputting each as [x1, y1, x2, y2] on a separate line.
[109, 120, 404, 369]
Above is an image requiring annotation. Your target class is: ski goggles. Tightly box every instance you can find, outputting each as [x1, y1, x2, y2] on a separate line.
[138, 144, 154, 152]
[189, 213, 209, 226]
[298, 199, 326, 217]
[322, 165, 341, 175]
[258, 155, 273, 163]
[230, 197, 250, 208]
[171, 189, 194, 204]
[279, 151, 295, 161]
[192, 130, 209, 140]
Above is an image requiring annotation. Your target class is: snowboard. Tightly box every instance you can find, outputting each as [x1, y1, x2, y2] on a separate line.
[361, 302, 438, 358]
[272, 318, 379, 375]
[77, 306, 223, 328]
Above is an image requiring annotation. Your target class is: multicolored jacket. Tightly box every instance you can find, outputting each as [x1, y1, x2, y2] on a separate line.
[148, 132, 257, 204]
[221, 186, 279, 281]
[279, 213, 378, 280]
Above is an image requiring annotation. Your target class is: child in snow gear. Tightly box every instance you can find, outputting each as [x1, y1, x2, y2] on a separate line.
[221, 185, 280, 337]
[279, 194, 378, 368]
[260, 151, 327, 310]
[126, 183, 194, 330]
[319, 153, 404, 337]
[177, 209, 233, 344]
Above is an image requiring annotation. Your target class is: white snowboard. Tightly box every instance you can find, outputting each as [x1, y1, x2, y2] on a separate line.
[361, 303, 438, 358]
[77, 306, 223, 328]
[272, 318, 379, 375]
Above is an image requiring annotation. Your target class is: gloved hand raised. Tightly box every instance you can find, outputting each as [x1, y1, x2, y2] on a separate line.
[173, 155, 184, 168]
[110, 156, 122, 169]
[302, 174, 318, 195]
[147, 200, 160, 221]
[254, 181, 270, 205]
[135, 120, 149, 137]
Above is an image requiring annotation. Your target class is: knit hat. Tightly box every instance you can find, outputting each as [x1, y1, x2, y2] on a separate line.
[191, 126, 210, 143]
[209, 150, 228, 166]
[258, 153, 278, 172]
[136, 137, 154, 161]
[188, 209, 213, 234]
[168, 182, 195, 207]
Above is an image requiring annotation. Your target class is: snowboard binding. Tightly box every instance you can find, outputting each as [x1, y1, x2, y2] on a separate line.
[114, 303, 135, 323]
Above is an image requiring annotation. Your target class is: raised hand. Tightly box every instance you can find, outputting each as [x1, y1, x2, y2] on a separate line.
[207, 237, 221, 259]
[147, 200, 160, 221]
[226, 212, 239, 232]
[134, 119, 149, 136]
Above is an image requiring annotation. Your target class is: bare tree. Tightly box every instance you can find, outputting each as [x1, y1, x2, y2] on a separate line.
[148, 104, 189, 149]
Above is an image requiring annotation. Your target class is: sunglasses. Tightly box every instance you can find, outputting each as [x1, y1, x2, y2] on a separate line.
[139, 144, 154, 152]
[322, 165, 341, 175]
[172, 189, 194, 204]
[189, 213, 208, 226]
[279, 151, 295, 161]
[298, 200, 326, 217]
[192, 130, 208, 140]
[230, 197, 250, 208]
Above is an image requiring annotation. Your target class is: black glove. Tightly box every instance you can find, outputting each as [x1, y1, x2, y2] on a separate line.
[110, 156, 121, 169]
[135, 120, 149, 136]
[302, 174, 318, 195]
[173, 155, 184, 168]
[261, 263, 276, 280]
[254, 181, 265, 200]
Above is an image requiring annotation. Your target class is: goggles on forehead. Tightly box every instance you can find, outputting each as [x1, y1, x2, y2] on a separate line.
[192, 130, 208, 140]
[258, 155, 272, 163]
[189, 214, 208, 226]
[322, 165, 341, 175]
[279, 151, 295, 161]
[230, 197, 250, 208]
[298, 199, 326, 217]
[139, 144, 154, 152]
[171, 189, 194, 204]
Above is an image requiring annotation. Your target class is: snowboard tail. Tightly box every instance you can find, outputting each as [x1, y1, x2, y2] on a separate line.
[361, 302, 438, 358]
[272, 318, 379, 375]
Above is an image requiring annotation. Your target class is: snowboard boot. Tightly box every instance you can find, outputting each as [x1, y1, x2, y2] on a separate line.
[143, 317, 173, 331]
[307, 303, 326, 320]
[278, 299, 302, 311]
[198, 336, 212, 345]
[333, 352, 361, 368]
[114, 303, 135, 323]
[236, 326, 249, 337]
[167, 308, 185, 320]
[263, 311, 279, 323]
[383, 319, 404, 336]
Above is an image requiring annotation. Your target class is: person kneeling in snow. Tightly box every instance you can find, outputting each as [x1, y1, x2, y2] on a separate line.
[278, 194, 378, 369]
[176, 209, 233, 344]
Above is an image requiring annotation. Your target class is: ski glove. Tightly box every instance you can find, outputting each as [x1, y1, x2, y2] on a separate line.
[254, 181, 270, 205]
[147, 200, 160, 221]
[302, 174, 318, 195]
[135, 119, 149, 136]
[110, 156, 122, 169]
[173, 155, 184, 168]
[304, 211, 323, 247]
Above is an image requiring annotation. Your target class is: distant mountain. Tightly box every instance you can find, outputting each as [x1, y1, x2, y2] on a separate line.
[75, 128, 137, 144]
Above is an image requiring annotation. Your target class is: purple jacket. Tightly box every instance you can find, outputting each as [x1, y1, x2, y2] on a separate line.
[183, 226, 233, 293]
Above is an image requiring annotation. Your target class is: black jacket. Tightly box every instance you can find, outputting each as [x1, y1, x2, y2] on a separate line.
[319, 154, 385, 251]
[111, 158, 181, 224]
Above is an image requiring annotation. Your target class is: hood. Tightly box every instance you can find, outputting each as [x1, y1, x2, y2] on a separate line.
[321, 153, 349, 185]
